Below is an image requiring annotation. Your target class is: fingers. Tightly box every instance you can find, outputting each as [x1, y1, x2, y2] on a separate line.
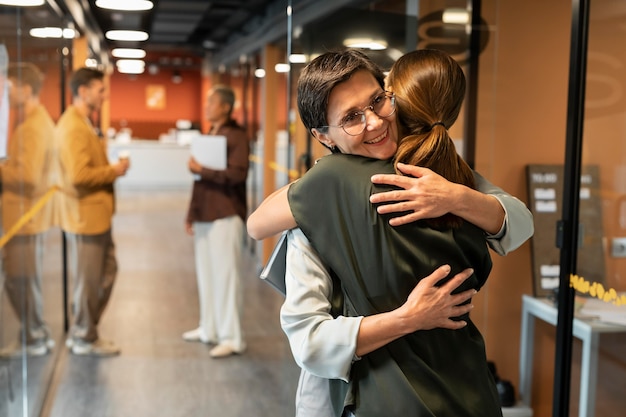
[401, 265, 478, 332]
[419, 264, 453, 286]
[387, 213, 418, 226]
[440, 319, 468, 330]
[374, 200, 409, 213]
[370, 175, 413, 194]
[441, 268, 474, 291]
[395, 163, 429, 177]
[422, 264, 451, 286]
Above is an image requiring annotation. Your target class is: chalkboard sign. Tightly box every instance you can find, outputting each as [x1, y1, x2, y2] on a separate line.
[526, 165, 605, 297]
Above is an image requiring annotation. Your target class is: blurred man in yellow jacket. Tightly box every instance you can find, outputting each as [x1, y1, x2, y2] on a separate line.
[56, 67, 129, 356]
[0, 62, 55, 357]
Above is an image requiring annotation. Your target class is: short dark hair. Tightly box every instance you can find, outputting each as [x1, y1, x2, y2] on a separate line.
[8, 62, 44, 95]
[69, 67, 104, 98]
[297, 49, 385, 135]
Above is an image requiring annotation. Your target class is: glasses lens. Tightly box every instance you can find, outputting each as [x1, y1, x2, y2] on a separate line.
[341, 93, 395, 136]
[343, 114, 366, 135]
[374, 94, 395, 118]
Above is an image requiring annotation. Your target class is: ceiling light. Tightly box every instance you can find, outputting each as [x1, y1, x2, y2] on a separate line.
[112, 48, 146, 59]
[96, 0, 153, 11]
[289, 54, 306, 64]
[105, 30, 149, 42]
[343, 38, 388, 50]
[274, 63, 290, 73]
[442, 8, 470, 24]
[116, 59, 145, 74]
[29, 27, 76, 39]
[254, 68, 265, 78]
[0, 0, 45, 6]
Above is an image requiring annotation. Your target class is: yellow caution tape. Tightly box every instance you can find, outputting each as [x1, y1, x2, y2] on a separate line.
[249, 155, 299, 180]
[0, 185, 59, 249]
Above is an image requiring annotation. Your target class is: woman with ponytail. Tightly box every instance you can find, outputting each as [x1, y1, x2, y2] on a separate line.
[389, 49, 476, 230]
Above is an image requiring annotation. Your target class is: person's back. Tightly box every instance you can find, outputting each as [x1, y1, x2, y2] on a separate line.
[2, 104, 55, 233]
[288, 154, 500, 416]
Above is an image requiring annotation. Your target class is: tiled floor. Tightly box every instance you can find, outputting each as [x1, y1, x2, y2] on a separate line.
[10, 189, 299, 417]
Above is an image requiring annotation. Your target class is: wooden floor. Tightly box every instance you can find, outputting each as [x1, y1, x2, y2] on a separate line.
[2, 189, 299, 417]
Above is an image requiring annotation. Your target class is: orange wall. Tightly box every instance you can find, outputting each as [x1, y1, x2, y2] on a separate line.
[108, 68, 202, 139]
[469, 0, 626, 416]
[38, 56, 63, 121]
[473, 2, 569, 415]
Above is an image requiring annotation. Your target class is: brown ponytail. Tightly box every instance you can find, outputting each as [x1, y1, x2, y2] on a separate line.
[388, 49, 475, 229]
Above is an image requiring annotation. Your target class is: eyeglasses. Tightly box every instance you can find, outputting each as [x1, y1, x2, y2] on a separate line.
[320, 91, 396, 136]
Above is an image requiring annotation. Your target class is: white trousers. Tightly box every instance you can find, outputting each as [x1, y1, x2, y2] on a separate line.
[193, 216, 245, 351]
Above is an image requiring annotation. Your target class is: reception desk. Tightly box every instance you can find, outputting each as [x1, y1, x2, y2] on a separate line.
[108, 139, 194, 190]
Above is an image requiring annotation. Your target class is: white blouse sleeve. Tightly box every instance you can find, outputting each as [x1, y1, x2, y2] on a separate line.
[280, 228, 363, 382]
[474, 171, 534, 256]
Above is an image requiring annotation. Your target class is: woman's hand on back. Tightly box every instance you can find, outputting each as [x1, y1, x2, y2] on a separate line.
[370, 163, 462, 226]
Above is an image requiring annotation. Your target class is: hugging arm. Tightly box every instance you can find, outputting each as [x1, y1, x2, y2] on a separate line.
[370, 163, 534, 255]
[472, 171, 534, 255]
[246, 183, 297, 240]
[281, 229, 476, 380]
[280, 228, 361, 381]
[248, 162, 533, 252]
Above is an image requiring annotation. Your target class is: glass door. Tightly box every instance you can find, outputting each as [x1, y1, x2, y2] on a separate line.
[0, 2, 67, 416]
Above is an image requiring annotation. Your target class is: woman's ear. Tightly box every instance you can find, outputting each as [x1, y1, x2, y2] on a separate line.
[311, 128, 335, 149]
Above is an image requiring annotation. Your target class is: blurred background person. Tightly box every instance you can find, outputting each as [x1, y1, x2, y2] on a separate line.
[183, 84, 249, 358]
[0, 62, 56, 357]
[56, 67, 129, 357]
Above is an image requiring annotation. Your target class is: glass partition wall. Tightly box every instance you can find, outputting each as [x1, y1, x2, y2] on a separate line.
[0, 3, 67, 417]
[280, 1, 626, 416]
[569, 0, 626, 416]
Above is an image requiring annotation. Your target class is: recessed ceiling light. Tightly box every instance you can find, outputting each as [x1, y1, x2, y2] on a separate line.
[254, 68, 265, 78]
[343, 38, 388, 50]
[29, 27, 76, 39]
[442, 8, 470, 25]
[106, 30, 149, 42]
[112, 48, 146, 59]
[274, 63, 290, 73]
[0, 0, 45, 6]
[96, 0, 153, 11]
[289, 54, 306, 64]
[116, 59, 145, 74]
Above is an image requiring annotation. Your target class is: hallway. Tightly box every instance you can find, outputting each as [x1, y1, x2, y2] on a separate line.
[43, 189, 299, 417]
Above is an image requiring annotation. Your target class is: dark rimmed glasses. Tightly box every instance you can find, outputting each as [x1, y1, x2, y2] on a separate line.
[320, 91, 396, 136]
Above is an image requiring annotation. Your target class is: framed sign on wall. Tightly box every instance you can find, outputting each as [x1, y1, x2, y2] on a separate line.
[146, 84, 166, 110]
[526, 164, 605, 297]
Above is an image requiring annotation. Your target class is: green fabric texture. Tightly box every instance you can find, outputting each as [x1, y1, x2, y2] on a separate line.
[288, 153, 502, 417]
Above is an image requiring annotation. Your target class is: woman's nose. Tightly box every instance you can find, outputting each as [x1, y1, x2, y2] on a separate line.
[365, 108, 384, 131]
